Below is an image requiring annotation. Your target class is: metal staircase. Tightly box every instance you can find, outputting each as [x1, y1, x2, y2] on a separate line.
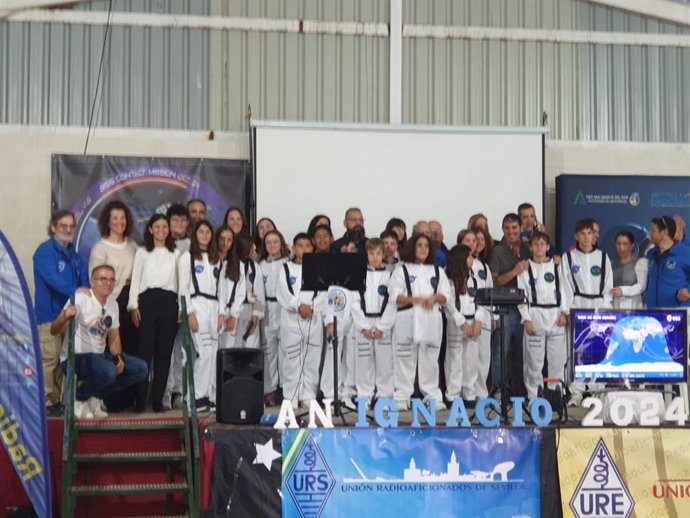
[61, 297, 201, 518]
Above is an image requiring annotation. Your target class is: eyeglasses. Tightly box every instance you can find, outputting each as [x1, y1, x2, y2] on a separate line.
[57, 223, 75, 230]
[95, 277, 116, 284]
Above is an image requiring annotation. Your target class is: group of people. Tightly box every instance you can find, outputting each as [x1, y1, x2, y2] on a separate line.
[33, 197, 690, 419]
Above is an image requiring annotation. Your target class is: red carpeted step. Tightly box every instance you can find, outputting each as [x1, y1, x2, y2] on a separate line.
[71, 482, 188, 496]
[73, 450, 187, 462]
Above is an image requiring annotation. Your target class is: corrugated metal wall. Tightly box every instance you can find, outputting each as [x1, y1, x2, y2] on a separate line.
[403, 0, 690, 141]
[1, 0, 689, 142]
[0, 0, 210, 129]
[212, 0, 390, 132]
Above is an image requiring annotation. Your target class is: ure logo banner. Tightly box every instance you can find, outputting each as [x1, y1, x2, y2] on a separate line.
[559, 429, 690, 518]
[282, 428, 541, 518]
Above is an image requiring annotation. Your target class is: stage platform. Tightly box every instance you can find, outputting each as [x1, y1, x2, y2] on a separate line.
[1, 403, 686, 518]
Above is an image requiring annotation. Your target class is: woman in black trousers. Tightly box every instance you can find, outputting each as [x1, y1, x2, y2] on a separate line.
[128, 213, 180, 412]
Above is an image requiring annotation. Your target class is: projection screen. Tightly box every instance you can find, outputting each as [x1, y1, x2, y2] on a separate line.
[253, 121, 545, 244]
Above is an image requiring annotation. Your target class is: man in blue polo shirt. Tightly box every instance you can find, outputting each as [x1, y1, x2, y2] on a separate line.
[33, 210, 89, 416]
[645, 215, 690, 309]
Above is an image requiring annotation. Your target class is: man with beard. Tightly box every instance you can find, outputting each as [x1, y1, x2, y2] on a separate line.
[186, 198, 207, 226]
[333, 207, 367, 253]
[33, 210, 89, 416]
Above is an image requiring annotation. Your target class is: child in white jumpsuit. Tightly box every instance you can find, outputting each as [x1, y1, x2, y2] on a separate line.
[389, 234, 450, 411]
[178, 220, 223, 406]
[350, 238, 397, 403]
[217, 231, 246, 350]
[230, 235, 265, 349]
[444, 245, 483, 403]
[258, 230, 290, 406]
[276, 233, 326, 408]
[562, 219, 613, 405]
[516, 232, 568, 405]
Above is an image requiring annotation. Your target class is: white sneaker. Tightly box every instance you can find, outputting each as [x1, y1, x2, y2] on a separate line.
[434, 399, 447, 412]
[396, 399, 409, 412]
[86, 397, 108, 418]
[74, 400, 94, 419]
[162, 392, 172, 410]
[568, 393, 583, 408]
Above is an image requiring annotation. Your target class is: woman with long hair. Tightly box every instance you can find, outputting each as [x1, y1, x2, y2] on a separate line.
[307, 214, 331, 237]
[444, 245, 482, 403]
[254, 217, 278, 259]
[389, 234, 450, 411]
[89, 199, 139, 411]
[224, 206, 250, 237]
[127, 214, 179, 412]
[611, 230, 648, 309]
[467, 213, 495, 262]
[385, 217, 408, 249]
[178, 220, 222, 411]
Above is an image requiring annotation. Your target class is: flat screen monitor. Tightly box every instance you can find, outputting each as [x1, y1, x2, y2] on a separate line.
[571, 308, 687, 383]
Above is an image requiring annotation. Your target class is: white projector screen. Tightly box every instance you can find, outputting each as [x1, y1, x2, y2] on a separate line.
[253, 122, 545, 245]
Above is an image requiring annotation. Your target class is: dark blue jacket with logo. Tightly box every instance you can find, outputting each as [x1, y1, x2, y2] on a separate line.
[33, 237, 89, 324]
[644, 242, 690, 308]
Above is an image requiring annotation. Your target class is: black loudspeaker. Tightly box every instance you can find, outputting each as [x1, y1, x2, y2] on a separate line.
[216, 348, 264, 424]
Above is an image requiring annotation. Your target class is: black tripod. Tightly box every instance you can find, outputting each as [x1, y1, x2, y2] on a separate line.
[302, 252, 367, 424]
[475, 288, 525, 424]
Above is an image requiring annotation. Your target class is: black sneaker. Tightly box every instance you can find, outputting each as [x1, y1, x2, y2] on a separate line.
[195, 398, 209, 412]
[46, 403, 64, 417]
[171, 392, 183, 409]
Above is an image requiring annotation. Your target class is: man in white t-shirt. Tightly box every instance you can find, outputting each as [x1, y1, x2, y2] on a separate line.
[51, 264, 148, 418]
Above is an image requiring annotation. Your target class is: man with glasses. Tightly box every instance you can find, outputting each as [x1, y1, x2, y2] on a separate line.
[50, 265, 148, 418]
[33, 210, 89, 416]
[645, 215, 690, 308]
[333, 207, 368, 253]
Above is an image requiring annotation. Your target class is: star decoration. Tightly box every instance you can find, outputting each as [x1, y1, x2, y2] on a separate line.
[253, 438, 281, 471]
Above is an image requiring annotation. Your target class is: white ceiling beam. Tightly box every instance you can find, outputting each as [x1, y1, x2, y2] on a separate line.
[585, 0, 690, 27]
[5, 9, 390, 36]
[404, 24, 690, 47]
[0, 0, 93, 19]
[6, 8, 690, 47]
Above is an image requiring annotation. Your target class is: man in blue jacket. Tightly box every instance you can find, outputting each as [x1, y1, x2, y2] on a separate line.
[645, 215, 690, 308]
[33, 210, 89, 416]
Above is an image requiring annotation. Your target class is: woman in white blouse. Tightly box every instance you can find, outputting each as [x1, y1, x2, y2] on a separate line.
[128, 213, 180, 413]
[89, 200, 138, 411]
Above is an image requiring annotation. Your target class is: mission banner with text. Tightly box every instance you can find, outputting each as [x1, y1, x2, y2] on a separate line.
[52, 154, 252, 265]
[282, 428, 541, 518]
[555, 174, 690, 258]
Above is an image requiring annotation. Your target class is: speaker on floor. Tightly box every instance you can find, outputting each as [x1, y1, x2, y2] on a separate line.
[216, 348, 264, 424]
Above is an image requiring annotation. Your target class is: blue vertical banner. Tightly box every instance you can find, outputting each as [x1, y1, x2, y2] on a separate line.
[0, 231, 52, 518]
[282, 428, 541, 518]
[555, 174, 690, 257]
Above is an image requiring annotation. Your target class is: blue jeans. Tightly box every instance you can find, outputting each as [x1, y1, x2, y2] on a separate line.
[490, 306, 525, 396]
[62, 352, 148, 402]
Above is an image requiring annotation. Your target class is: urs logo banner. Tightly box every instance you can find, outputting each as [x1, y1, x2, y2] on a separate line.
[282, 428, 541, 518]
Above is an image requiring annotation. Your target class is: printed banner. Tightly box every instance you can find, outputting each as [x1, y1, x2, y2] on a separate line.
[0, 230, 52, 518]
[205, 427, 281, 518]
[52, 154, 252, 264]
[282, 428, 541, 518]
[558, 428, 690, 518]
[555, 174, 690, 257]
